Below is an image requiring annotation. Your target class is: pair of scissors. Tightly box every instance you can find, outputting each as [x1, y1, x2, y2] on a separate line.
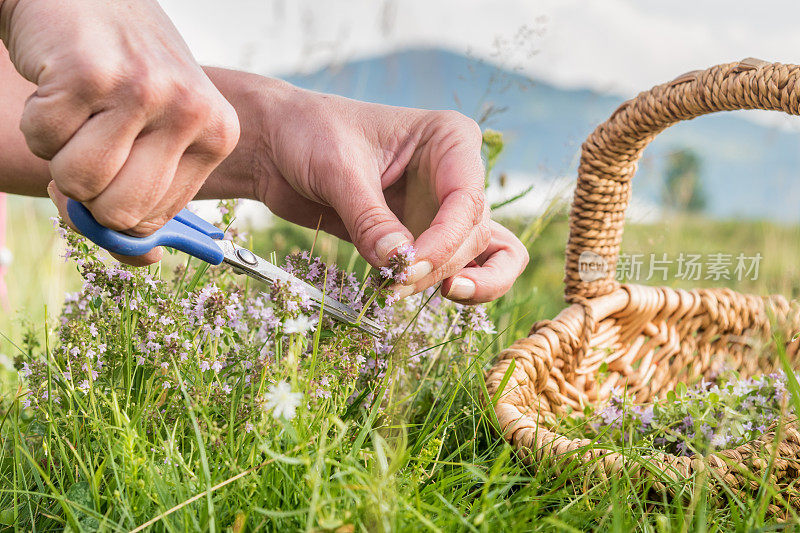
[66, 199, 383, 337]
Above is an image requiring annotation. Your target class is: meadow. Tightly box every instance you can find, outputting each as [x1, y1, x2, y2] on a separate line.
[2, 194, 800, 532]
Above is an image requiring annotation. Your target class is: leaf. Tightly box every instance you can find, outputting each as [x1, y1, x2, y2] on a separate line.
[341, 388, 370, 421]
[64, 481, 100, 532]
[490, 358, 515, 407]
[676, 382, 687, 397]
[65, 481, 93, 510]
[0, 509, 14, 525]
[490, 185, 535, 211]
[481, 129, 505, 187]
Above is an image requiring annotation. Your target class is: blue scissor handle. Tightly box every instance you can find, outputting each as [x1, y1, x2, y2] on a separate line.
[66, 199, 226, 265]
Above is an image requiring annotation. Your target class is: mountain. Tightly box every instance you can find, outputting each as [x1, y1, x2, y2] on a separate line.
[282, 48, 800, 221]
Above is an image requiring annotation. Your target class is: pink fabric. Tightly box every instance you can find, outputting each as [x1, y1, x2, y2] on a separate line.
[0, 192, 8, 311]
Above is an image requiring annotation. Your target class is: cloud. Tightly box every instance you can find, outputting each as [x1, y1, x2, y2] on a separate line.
[161, 0, 800, 129]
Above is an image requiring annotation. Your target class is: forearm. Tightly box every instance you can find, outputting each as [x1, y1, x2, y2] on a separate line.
[0, 44, 49, 196]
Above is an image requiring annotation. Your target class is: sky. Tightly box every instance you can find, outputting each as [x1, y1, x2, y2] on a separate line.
[161, 0, 800, 98]
[159, 0, 800, 223]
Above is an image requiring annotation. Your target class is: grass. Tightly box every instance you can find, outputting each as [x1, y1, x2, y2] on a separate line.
[1, 196, 800, 531]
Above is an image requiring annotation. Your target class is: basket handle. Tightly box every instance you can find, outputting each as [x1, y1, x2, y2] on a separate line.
[564, 58, 800, 300]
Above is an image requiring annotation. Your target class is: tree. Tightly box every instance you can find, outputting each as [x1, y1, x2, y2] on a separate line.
[662, 148, 706, 212]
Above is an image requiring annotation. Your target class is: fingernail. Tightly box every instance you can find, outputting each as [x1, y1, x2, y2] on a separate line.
[393, 284, 415, 300]
[46, 181, 57, 203]
[404, 260, 432, 285]
[445, 277, 476, 301]
[375, 232, 409, 261]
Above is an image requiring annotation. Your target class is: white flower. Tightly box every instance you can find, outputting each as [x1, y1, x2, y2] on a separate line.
[0, 247, 13, 266]
[263, 381, 302, 421]
[283, 315, 317, 335]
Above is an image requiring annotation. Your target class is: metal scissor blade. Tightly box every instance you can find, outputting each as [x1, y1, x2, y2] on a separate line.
[215, 240, 384, 337]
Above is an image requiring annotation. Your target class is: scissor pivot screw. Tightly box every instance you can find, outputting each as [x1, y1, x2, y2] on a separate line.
[236, 248, 258, 265]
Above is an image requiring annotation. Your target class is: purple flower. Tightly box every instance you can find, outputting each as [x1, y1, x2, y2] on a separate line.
[639, 406, 654, 426]
[380, 243, 417, 284]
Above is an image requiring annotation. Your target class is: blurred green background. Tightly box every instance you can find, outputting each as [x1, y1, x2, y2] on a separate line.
[4, 193, 799, 370]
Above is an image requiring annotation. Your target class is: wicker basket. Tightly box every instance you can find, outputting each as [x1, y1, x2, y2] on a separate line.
[486, 59, 800, 498]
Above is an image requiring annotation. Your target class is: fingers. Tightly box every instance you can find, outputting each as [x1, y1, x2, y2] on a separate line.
[83, 130, 184, 235]
[327, 168, 414, 266]
[63, 92, 238, 236]
[393, 220, 489, 299]
[47, 182, 163, 266]
[48, 109, 143, 201]
[20, 89, 94, 160]
[439, 221, 529, 305]
[403, 112, 490, 291]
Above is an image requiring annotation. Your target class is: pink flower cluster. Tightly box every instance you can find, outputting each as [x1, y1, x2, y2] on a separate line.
[20, 215, 497, 438]
[379, 242, 416, 284]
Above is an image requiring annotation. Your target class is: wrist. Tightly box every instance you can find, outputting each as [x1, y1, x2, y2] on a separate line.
[200, 67, 292, 202]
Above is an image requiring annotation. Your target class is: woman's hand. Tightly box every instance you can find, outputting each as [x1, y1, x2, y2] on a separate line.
[0, 0, 240, 249]
[208, 72, 529, 304]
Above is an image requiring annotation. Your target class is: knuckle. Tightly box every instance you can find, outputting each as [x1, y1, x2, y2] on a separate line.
[206, 100, 241, 157]
[434, 110, 481, 141]
[474, 220, 492, 253]
[52, 176, 103, 202]
[22, 132, 57, 160]
[173, 86, 213, 123]
[460, 187, 487, 225]
[463, 117, 483, 145]
[179, 88, 241, 160]
[314, 136, 361, 190]
[20, 108, 62, 160]
[429, 224, 466, 263]
[126, 76, 164, 109]
[69, 59, 116, 100]
[351, 204, 393, 245]
[432, 109, 464, 124]
[312, 127, 351, 169]
[50, 148, 123, 202]
[431, 259, 461, 284]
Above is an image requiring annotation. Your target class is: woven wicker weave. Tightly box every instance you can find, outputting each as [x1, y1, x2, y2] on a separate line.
[486, 59, 800, 497]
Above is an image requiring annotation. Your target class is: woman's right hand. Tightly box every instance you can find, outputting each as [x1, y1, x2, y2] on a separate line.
[0, 0, 240, 245]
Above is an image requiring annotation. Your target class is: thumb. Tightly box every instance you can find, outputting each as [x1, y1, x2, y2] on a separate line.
[330, 178, 413, 266]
